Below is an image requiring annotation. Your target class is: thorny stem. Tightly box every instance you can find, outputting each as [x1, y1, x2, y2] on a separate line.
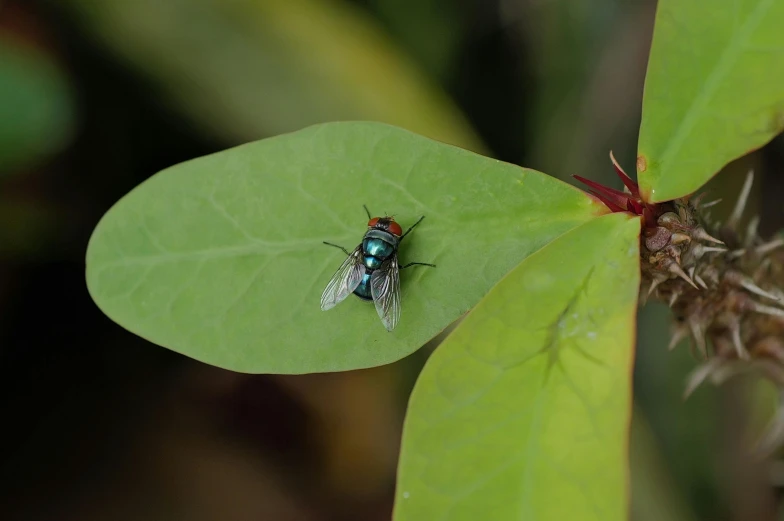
[577, 164, 784, 456]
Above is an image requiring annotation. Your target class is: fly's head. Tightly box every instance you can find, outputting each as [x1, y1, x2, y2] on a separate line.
[367, 216, 403, 236]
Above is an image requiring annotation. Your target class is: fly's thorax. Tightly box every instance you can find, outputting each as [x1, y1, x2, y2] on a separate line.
[362, 229, 398, 261]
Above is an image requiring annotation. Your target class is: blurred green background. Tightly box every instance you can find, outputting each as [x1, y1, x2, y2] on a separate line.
[2, 1, 784, 520]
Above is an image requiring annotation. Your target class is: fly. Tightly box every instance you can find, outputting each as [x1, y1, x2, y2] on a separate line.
[320, 205, 435, 331]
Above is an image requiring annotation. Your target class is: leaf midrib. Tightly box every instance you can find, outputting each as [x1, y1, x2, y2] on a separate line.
[656, 0, 773, 168]
[90, 214, 591, 271]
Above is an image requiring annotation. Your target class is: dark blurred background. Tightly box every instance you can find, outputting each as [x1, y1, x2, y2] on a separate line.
[2, 1, 784, 520]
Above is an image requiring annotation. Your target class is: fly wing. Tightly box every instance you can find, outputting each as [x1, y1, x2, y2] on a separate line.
[321, 246, 366, 310]
[370, 256, 401, 331]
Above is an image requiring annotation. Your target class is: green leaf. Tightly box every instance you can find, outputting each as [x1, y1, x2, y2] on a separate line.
[86, 122, 604, 374]
[394, 212, 640, 521]
[58, 0, 484, 152]
[637, 0, 784, 202]
[0, 40, 75, 174]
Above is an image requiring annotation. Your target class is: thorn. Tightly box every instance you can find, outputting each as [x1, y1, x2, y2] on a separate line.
[697, 245, 728, 254]
[647, 278, 661, 297]
[710, 362, 746, 386]
[642, 274, 667, 305]
[684, 358, 724, 398]
[745, 216, 760, 248]
[700, 198, 722, 209]
[669, 325, 689, 350]
[690, 192, 707, 207]
[668, 261, 699, 289]
[692, 227, 724, 245]
[725, 271, 781, 301]
[695, 274, 708, 289]
[693, 244, 728, 259]
[729, 249, 746, 259]
[669, 291, 681, 307]
[727, 170, 754, 230]
[756, 237, 784, 256]
[688, 318, 708, 358]
[729, 320, 750, 360]
[750, 301, 784, 319]
[639, 284, 650, 305]
[740, 278, 781, 301]
[609, 150, 640, 197]
[670, 232, 691, 245]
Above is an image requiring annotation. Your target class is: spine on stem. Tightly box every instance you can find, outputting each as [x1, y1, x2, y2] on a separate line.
[577, 157, 784, 453]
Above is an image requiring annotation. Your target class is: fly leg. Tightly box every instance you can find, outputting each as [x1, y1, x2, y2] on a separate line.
[399, 261, 436, 269]
[400, 216, 425, 241]
[323, 242, 351, 256]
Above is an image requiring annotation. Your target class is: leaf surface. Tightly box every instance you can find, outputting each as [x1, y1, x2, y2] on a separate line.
[638, 0, 784, 202]
[394, 213, 640, 521]
[86, 122, 604, 373]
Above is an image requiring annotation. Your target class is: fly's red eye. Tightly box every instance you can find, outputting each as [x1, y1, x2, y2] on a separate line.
[368, 217, 380, 227]
[388, 221, 403, 236]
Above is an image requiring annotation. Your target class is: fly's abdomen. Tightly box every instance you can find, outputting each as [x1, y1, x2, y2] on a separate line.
[354, 272, 373, 300]
[363, 255, 383, 269]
